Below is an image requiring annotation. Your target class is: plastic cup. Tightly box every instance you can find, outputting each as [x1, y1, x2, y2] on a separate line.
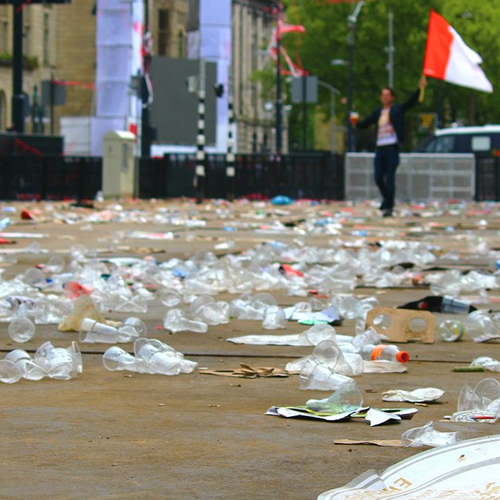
[262, 306, 287, 330]
[0, 359, 23, 384]
[123, 317, 147, 337]
[299, 358, 352, 391]
[103, 346, 148, 373]
[79, 318, 119, 343]
[23, 268, 47, 288]
[8, 317, 36, 343]
[5, 349, 46, 381]
[34, 341, 81, 380]
[301, 324, 337, 345]
[306, 381, 364, 414]
[46, 255, 65, 274]
[160, 290, 182, 307]
[349, 111, 359, 126]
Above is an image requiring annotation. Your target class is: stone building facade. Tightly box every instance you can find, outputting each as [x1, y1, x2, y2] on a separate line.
[0, 0, 281, 152]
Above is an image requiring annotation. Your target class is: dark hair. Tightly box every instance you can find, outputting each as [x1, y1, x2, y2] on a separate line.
[382, 86, 395, 97]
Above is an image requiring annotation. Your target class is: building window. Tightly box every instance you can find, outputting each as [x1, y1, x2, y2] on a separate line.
[43, 13, 50, 66]
[0, 20, 8, 53]
[177, 30, 184, 58]
[158, 9, 170, 56]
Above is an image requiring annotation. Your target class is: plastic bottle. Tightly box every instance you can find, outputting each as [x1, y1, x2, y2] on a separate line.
[438, 319, 464, 342]
[361, 344, 410, 363]
[441, 296, 470, 314]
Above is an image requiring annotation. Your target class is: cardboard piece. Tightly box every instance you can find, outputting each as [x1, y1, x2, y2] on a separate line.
[365, 307, 435, 343]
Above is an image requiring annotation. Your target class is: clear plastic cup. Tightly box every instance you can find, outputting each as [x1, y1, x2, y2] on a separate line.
[0, 359, 23, 384]
[5, 349, 45, 381]
[8, 317, 36, 343]
[102, 346, 148, 373]
[306, 381, 364, 413]
[299, 358, 353, 391]
[34, 341, 82, 380]
[262, 306, 287, 330]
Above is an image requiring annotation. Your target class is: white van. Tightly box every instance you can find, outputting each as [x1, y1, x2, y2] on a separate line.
[416, 125, 500, 157]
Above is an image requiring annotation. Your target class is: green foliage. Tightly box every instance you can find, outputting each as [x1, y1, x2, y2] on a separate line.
[0, 52, 39, 70]
[281, 0, 500, 148]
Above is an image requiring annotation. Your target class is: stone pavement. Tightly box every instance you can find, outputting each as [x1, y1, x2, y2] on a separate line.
[0, 199, 499, 499]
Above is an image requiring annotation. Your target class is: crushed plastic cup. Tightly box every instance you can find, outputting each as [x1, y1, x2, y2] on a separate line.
[194, 301, 230, 326]
[5, 349, 45, 381]
[134, 338, 198, 375]
[114, 294, 148, 313]
[123, 317, 147, 337]
[190, 295, 215, 315]
[262, 305, 287, 330]
[8, 316, 36, 343]
[306, 381, 364, 414]
[0, 359, 23, 383]
[160, 289, 182, 307]
[454, 378, 500, 422]
[470, 357, 500, 372]
[163, 309, 208, 333]
[299, 324, 337, 345]
[102, 346, 148, 373]
[299, 358, 353, 390]
[134, 339, 182, 375]
[34, 341, 82, 380]
[464, 310, 499, 342]
[79, 318, 120, 343]
[401, 421, 462, 447]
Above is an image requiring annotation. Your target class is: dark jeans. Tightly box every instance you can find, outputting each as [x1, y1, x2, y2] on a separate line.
[374, 145, 399, 210]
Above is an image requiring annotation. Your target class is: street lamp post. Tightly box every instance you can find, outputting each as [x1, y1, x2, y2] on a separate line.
[346, 0, 364, 152]
[317, 81, 340, 154]
[273, 2, 283, 155]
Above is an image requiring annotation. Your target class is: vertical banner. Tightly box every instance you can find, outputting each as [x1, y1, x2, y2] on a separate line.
[199, 0, 232, 152]
[92, 0, 143, 155]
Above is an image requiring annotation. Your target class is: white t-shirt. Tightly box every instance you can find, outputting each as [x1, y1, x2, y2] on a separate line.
[376, 108, 398, 146]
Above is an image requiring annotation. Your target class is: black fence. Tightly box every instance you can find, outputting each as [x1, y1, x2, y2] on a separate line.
[139, 152, 345, 200]
[476, 157, 500, 201]
[0, 155, 102, 201]
[3, 153, 498, 202]
[0, 153, 344, 201]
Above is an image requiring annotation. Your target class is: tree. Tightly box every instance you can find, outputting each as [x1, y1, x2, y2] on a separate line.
[282, 0, 500, 149]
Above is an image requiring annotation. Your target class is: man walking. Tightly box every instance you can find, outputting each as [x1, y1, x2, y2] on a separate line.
[354, 78, 426, 216]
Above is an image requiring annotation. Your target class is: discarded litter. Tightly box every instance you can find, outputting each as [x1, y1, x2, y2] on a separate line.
[199, 364, 288, 378]
[365, 307, 435, 343]
[470, 356, 500, 372]
[452, 377, 500, 422]
[0, 342, 83, 383]
[318, 434, 500, 500]
[103, 338, 198, 376]
[438, 319, 464, 342]
[79, 316, 145, 343]
[305, 381, 364, 413]
[228, 324, 352, 346]
[401, 421, 462, 447]
[382, 387, 444, 403]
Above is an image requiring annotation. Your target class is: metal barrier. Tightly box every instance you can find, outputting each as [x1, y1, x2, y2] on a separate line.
[345, 153, 476, 202]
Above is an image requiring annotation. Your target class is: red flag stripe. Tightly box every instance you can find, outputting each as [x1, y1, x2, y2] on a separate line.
[423, 10, 453, 80]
